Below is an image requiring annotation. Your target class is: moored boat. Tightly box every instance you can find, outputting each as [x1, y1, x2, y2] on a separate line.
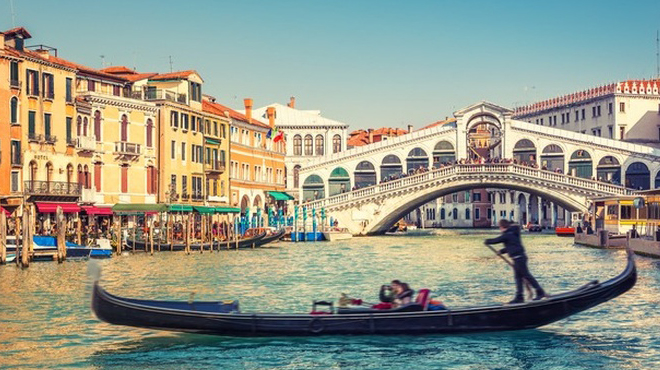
[92, 248, 636, 336]
[555, 227, 575, 237]
[323, 228, 353, 241]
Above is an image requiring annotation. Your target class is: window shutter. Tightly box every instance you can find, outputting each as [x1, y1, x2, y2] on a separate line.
[121, 166, 128, 193]
[94, 163, 102, 191]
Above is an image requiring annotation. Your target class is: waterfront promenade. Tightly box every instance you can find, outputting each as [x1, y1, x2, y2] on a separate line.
[0, 232, 658, 368]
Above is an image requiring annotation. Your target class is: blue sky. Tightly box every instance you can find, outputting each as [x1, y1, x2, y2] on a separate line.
[3, 0, 659, 129]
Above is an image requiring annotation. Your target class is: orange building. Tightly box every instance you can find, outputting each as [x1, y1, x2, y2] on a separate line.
[347, 127, 410, 148]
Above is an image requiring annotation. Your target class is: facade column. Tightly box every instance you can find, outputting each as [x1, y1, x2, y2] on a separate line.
[537, 197, 542, 226]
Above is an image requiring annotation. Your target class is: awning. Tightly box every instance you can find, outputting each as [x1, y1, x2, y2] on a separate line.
[112, 203, 168, 214]
[267, 191, 295, 201]
[81, 206, 113, 216]
[36, 202, 81, 213]
[0, 206, 10, 218]
[214, 206, 241, 213]
[193, 206, 214, 214]
[168, 204, 193, 212]
[205, 138, 221, 145]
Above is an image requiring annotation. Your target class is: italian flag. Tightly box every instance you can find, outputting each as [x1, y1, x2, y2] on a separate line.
[273, 127, 284, 143]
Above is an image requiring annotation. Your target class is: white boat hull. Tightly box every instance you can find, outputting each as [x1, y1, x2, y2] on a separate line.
[323, 231, 353, 241]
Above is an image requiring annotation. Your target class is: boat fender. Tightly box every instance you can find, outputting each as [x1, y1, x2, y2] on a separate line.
[308, 317, 325, 334]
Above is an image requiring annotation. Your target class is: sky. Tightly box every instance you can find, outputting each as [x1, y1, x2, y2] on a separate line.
[3, 0, 660, 130]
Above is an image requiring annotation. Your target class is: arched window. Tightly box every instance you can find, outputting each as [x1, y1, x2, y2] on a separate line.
[625, 162, 650, 190]
[406, 147, 429, 173]
[513, 139, 536, 164]
[95, 162, 103, 192]
[146, 118, 154, 147]
[540, 144, 564, 172]
[332, 134, 342, 153]
[433, 140, 455, 166]
[355, 161, 376, 188]
[596, 156, 621, 184]
[94, 110, 102, 140]
[10, 97, 18, 124]
[83, 117, 89, 137]
[304, 135, 313, 156]
[293, 135, 302, 156]
[66, 164, 73, 184]
[293, 165, 301, 188]
[315, 135, 324, 156]
[302, 174, 325, 201]
[465, 208, 471, 220]
[568, 150, 592, 179]
[77, 164, 83, 187]
[76, 116, 82, 136]
[380, 154, 403, 181]
[120, 115, 128, 142]
[83, 165, 91, 189]
[452, 208, 458, 220]
[328, 167, 350, 196]
[45, 162, 53, 184]
[440, 208, 446, 220]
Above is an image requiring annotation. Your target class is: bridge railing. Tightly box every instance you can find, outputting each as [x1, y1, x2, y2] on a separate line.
[301, 163, 634, 210]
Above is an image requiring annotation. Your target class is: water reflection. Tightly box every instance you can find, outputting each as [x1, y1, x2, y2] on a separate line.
[1, 233, 659, 368]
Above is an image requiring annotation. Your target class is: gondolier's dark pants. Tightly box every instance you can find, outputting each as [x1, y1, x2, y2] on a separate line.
[512, 255, 544, 298]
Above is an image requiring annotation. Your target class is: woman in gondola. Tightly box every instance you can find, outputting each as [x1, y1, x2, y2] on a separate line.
[379, 280, 415, 308]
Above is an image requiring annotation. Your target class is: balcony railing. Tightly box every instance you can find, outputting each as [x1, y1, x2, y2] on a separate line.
[10, 79, 21, 89]
[44, 135, 57, 144]
[28, 133, 42, 143]
[205, 161, 226, 173]
[76, 135, 96, 151]
[114, 141, 141, 156]
[191, 192, 204, 201]
[24, 180, 81, 196]
[144, 89, 187, 104]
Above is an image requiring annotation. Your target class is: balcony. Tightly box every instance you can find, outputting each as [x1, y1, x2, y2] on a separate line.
[76, 135, 96, 152]
[10, 79, 21, 89]
[144, 89, 187, 104]
[24, 180, 81, 196]
[44, 135, 57, 144]
[205, 161, 226, 174]
[191, 192, 204, 201]
[114, 141, 141, 157]
[28, 133, 43, 143]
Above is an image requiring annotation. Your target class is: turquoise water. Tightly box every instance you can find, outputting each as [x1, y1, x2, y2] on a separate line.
[1, 232, 659, 369]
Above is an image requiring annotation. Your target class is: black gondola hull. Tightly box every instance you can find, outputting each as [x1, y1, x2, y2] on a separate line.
[124, 232, 267, 251]
[92, 250, 636, 336]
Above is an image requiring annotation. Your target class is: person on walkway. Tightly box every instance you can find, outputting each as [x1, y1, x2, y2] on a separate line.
[485, 219, 547, 304]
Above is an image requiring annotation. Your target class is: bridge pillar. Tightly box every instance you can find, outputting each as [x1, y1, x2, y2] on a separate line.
[551, 202, 557, 228]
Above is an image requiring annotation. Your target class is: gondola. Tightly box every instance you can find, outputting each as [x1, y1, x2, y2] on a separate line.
[92, 248, 636, 336]
[254, 229, 285, 247]
[125, 232, 266, 251]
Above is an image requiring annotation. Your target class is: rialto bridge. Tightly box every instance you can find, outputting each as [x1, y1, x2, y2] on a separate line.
[298, 101, 660, 235]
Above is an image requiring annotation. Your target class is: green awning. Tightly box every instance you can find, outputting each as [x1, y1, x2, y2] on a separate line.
[168, 204, 193, 212]
[214, 206, 241, 214]
[193, 206, 214, 214]
[205, 138, 220, 145]
[112, 203, 168, 214]
[268, 191, 295, 201]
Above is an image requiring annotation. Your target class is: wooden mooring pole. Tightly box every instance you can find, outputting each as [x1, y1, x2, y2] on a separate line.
[114, 217, 121, 255]
[185, 213, 191, 255]
[149, 216, 154, 256]
[56, 206, 65, 263]
[21, 205, 30, 268]
[0, 211, 6, 265]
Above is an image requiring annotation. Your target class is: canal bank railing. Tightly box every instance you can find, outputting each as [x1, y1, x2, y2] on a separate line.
[301, 163, 635, 212]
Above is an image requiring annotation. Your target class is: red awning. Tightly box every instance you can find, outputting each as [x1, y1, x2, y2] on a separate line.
[81, 206, 113, 216]
[35, 202, 81, 213]
[0, 206, 10, 217]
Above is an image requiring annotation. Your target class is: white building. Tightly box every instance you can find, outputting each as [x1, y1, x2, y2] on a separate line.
[251, 98, 349, 200]
[513, 80, 660, 143]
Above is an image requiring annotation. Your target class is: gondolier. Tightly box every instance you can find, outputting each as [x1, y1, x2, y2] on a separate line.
[485, 219, 547, 304]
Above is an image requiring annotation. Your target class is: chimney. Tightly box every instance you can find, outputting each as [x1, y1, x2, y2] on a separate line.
[368, 128, 374, 143]
[407, 124, 413, 134]
[266, 107, 276, 128]
[288, 96, 296, 109]
[244, 98, 253, 122]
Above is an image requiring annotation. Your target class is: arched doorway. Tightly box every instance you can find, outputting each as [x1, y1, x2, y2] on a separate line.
[354, 161, 376, 189]
[240, 195, 250, 213]
[302, 175, 324, 201]
[625, 162, 650, 190]
[293, 165, 301, 188]
[540, 144, 564, 172]
[406, 148, 429, 173]
[432, 141, 455, 167]
[568, 150, 592, 179]
[513, 139, 536, 164]
[380, 154, 403, 181]
[329, 167, 350, 196]
[466, 114, 502, 160]
[596, 156, 621, 184]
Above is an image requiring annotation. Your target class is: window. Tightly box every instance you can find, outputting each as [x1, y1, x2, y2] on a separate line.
[146, 119, 153, 147]
[44, 113, 51, 139]
[221, 123, 226, 138]
[10, 140, 21, 165]
[609, 126, 613, 139]
[181, 114, 189, 130]
[120, 115, 128, 141]
[293, 135, 302, 155]
[87, 79, 96, 92]
[620, 126, 625, 140]
[473, 192, 481, 202]
[171, 111, 179, 128]
[213, 121, 218, 136]
[440, 209, 445, 220]
[26, 70, 39, 96]
[487, 208, 492, 219]
[597, 105, 601, 116]
[475, 208, 481, 220]
[465, 208, 471, 220]
[581, 109, 585, 120]
[112, 85, 121, 96]
[66, 117, 72, 144]
[592, 106, 596, 117]
[10, 97, 18, 124]
[182, 175, 188, 194]
[94, 163, 102, 191]
[452, 193, 458, 203]
[171, 140, 176, 159]
[28, 111, 36, 138]
[304, 135, 313, 155]
[10, 61, 19, 87]
[333, 134, 342, 153]
[608, 103, 613, 115]
[191, 115, 197, 131]
[619, 102, 625, 113]
[146, 166, 156, 195]
[315, 135, 324, 155]
[575, 111, 579, 122]
[452, 208, 458, 220]
[42, 73, 54, 99]
[94, 111, 102, 140]
[11, 171, 19, 192]
[121, 166, 128, 193]
[190, 82, 202, 102]
[181, 142, 186, 161]
[171, 175, 177, 193]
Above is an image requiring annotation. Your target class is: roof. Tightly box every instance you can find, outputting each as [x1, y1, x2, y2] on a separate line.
[2, 27, 32, 39]
[100, 66, 137, 74]
[422, 118, 457, 130]
[347, 127, 408, 147]
[120, 72, 159, 82]
[202, 100, 270, 128]
[149, 70, 200, 81]
[251, 103, 349, 128]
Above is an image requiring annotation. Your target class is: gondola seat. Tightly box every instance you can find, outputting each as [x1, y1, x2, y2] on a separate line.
[337, 303, 424, 314]
[415, 289, 431, 310]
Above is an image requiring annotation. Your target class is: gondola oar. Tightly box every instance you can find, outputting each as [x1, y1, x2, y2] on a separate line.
[485, 244, 534, 300]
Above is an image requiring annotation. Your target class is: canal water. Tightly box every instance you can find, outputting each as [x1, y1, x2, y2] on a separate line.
[1, 231, 659, 369]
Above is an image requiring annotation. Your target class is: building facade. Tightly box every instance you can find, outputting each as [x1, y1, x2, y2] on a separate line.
[251, 97, 348, 200]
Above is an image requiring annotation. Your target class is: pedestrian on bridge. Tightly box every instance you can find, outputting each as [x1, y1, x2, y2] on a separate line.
[485, 219, 547, 304]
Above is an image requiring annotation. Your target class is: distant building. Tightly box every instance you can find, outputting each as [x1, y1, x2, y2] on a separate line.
[251, 98, 348, 200]
[347, 127, 409, 148]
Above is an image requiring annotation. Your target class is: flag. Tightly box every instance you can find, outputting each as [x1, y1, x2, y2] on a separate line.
[266, 129, 272, 139]
[274, 130, 284, 143]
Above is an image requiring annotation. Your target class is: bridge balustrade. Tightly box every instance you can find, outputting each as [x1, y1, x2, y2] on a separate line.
[301, 163, 633, 211]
